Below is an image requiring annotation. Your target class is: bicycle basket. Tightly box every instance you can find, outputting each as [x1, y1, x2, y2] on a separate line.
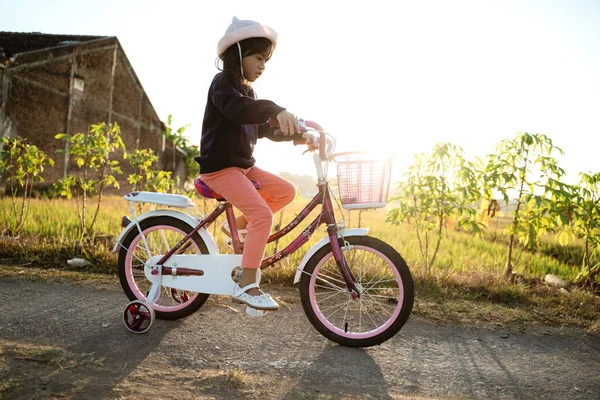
[333, 152, 392, 210]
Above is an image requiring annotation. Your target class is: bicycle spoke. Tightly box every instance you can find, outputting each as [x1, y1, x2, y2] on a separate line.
[357, 299, 380, 329]
[312, 273, 349, 293]
[365, 293, 399, 302]
[123, 223, 203, 312]
[315, 289, 348, 304]
[325, 299, 352, 320]
[362, 292, 395, 316]
[321, 262, 345, 281]
[306, 238, 412, 342]
[363, 276, 397, 291]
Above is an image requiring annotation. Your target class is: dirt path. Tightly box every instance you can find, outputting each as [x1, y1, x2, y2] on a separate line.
[0, 278, 598, 400]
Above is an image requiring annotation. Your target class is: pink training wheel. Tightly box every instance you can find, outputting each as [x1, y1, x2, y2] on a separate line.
[123, 301, 155, 334]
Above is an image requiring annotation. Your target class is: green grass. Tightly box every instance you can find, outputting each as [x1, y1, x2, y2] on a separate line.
[1, 195, 599, 331]
[0, 195, 594, 281]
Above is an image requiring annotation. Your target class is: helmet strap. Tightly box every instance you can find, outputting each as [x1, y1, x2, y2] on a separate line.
[236, 42, 245, 80]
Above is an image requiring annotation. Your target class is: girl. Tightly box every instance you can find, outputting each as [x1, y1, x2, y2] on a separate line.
[196, 17, 304, 310]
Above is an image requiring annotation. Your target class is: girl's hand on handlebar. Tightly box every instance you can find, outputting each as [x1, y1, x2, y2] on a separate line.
[276, 110, 300, 135]
[303, 132, 318, 151]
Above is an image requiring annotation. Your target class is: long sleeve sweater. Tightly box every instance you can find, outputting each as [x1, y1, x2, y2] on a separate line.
[195, 72, 303, 174]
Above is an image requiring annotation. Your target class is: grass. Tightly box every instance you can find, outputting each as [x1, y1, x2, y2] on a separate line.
[412, 272, 600, 331]
[0, 195, 592, 281]
[1, 195, 599, 332]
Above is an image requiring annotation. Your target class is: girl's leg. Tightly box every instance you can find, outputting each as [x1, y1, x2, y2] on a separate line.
[230, 166, 296, 231]
[246, 165, 297, 216]
[200, 168, 273, 296]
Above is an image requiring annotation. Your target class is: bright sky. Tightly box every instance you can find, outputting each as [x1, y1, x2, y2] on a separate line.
[2, 0, 599, 184]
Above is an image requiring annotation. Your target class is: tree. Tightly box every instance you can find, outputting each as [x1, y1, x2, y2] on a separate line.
[553, 172, 600, 287]
[386, 143, 483, 275]
[54, 122, 125, 238]
[0, 137, 54, 237]
[483, 132, 564, 278]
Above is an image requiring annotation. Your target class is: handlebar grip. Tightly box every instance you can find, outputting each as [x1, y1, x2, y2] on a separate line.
[273, 126, 307, 136]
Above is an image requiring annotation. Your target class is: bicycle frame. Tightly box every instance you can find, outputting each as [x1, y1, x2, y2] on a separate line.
[153, 181, 358, 294]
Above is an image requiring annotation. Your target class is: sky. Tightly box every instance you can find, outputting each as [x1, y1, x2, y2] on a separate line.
[2, 0, 599, 184]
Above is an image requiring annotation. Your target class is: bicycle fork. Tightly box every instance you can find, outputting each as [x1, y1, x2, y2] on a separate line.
[327, 224, 360, 298]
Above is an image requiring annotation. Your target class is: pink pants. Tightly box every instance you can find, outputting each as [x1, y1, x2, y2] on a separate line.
[200, 166, 296, 269]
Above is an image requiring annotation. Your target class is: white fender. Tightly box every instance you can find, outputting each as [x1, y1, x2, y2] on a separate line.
[293, 228, 369, 284]
[112, 209, 218, 254]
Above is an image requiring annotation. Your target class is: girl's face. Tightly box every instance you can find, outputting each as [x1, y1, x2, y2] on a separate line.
[242, 51, 269, 82]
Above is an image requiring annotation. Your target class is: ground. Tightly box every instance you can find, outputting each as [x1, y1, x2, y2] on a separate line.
[0, 278, 598, 400]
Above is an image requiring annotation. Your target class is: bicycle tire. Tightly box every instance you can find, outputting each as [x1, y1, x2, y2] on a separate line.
[118, 216, 210, 320]
[299, 235, 414, 347]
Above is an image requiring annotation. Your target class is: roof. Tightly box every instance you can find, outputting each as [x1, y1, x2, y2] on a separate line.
[0, 31, 108, 60]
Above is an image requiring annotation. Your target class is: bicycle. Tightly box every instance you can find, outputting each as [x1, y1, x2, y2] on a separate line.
[114, 120, 414, 348]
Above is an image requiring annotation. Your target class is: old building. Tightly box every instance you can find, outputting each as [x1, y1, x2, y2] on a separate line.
[0, 32, 186, 192]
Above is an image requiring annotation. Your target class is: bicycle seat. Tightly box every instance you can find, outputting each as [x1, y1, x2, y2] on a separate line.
[194, 177, 261, 201]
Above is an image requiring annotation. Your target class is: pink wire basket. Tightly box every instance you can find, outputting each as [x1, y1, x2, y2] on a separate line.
[333, 152, 392, 210]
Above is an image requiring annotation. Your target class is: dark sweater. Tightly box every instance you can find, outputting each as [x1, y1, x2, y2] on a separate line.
[196, 72, 303, 174]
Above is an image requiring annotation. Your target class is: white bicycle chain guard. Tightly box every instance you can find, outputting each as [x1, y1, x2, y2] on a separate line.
[144, 254, 243, 295]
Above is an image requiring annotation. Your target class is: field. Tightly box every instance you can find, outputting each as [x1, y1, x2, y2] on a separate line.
[1, 195, 599, 330]
[0, 195, 588, 279]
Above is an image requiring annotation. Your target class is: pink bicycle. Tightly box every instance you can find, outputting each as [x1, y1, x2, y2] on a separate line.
[113, 120, 414, 347]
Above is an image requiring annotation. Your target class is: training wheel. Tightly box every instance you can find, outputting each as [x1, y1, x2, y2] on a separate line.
[123, 300, 155, 334]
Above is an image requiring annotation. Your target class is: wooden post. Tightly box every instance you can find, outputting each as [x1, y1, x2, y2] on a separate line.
[64, 51, 76, 177]
[107, 44, 118, 124]
[0, 69, 10, 139]
[136, 91, 143, 149]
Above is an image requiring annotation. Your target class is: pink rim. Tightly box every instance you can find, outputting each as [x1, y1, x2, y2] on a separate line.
[308, 245, 404, 339]
[124, 225, 201, 313]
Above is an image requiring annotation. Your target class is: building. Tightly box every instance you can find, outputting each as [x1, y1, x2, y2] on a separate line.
[0, 32, 186, 192]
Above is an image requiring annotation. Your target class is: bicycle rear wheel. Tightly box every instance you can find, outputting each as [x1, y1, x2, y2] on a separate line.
[118, 216, 210, 320]
[299, 236, 413, 347]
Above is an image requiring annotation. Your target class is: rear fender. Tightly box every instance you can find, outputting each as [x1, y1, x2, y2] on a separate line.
[112, 209, 218, 254]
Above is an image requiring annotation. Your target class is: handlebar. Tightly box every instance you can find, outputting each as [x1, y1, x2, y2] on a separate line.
[269, 118, 333, 160]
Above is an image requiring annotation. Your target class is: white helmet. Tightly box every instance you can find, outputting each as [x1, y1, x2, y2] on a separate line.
[217, 17, 278, 55]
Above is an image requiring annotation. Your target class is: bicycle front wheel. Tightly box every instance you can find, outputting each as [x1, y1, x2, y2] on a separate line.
[118, 216, 211, 320]
[299, 236, 414, 347]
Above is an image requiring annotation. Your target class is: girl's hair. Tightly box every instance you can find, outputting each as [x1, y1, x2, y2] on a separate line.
[216, 37, 273, 90]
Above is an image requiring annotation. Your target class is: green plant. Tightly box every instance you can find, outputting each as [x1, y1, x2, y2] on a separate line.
[162, 114, 198, 182]
[386, 143, 483, 275]
[0, 137, 54, 237]
[553, 172, 600, 287]
[53, 122, 126, 238]
[127, 148, 177, 193]
[483, 132, 565, 277]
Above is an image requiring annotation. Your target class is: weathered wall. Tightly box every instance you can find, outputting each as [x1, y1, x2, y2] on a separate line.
[0, 38, 184, 193]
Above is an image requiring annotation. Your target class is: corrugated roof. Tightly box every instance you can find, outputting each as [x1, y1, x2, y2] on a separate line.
[0, 31, 107, 59]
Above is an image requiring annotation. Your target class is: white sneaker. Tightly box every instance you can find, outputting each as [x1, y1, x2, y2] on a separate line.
[232, 283, 279, 311]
